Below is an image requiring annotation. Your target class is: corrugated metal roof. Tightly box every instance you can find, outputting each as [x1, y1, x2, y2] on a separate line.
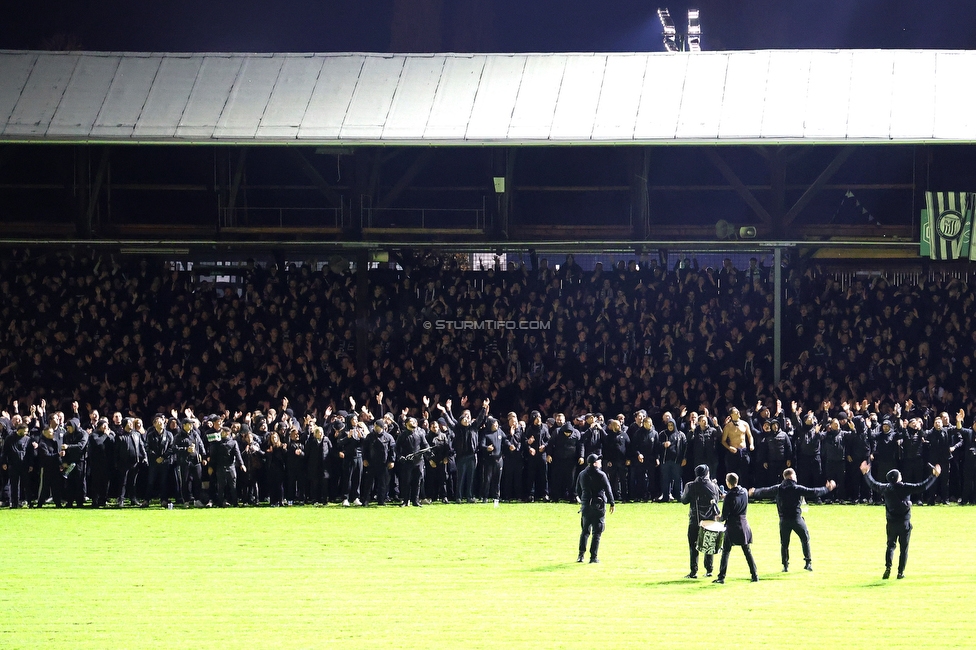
[0, 49, 974, 145]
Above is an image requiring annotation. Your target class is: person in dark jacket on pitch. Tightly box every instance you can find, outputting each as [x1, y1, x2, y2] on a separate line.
[522, 409, 549, 502]
[209, 427, 245, 507]
[630, 416, 660, 501]
[305, 424, 332, 505]
[61, 416, 89, 507]
[547, 413, 583, 502]
[362, 420, 395, 506]
[146, 416, 174, 507]
[264, 430, 287, 506]
[687, 410, 720, 485]
[428, 418, 456, 504]
[501, 412, 523, 502]
[759, 419, 793, 489]
[848, 407, 876, 503]
[396, 416, 430, 507]
[871, 418, 901, 501]
[240, 428, 264, 505]
[87, 418, 114, 508]
[284, 427, 306, 505]
[821, 417, 848, 503]
[1, 423, 32, 508]
[861, 460, 941, 579]
[131, 418, 150, 503]
[339, 416, 367, 507]
[713, 472, 758, 584]
[681, 464, 722, 579]
[899, 418, 927, 485]
[791, 407, 824, 492]
[446, 398, 488, 503]
[164, 418, 184, 502]
[0, 413, 10, 505]
[923, 414, 959, 505]
[115, 418, 148, 507]
[956, 415, 976, 504]
[603, 418, 630, 502]
[658, 412, 687, 502]
[479, 416, 505, 504]
[575, 453, 615, 563]
[750, 468, 835, 572]
[580, 414, 605, 461]
[35, 426, 64, 508]
[174, 417, 207, 507]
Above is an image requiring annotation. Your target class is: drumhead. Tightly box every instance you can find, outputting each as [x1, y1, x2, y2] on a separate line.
[700, 520, 726, 532]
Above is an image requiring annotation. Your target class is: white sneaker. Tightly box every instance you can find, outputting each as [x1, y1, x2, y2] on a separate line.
[194, 500, 205, 508]
[342, 499, 350, 507]
[352, 498, 362, 506]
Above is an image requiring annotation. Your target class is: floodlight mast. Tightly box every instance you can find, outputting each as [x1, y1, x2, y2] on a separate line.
[657, 8, 680, 52]
[687, 9, 701, 52]
[657, 7, 701, 52]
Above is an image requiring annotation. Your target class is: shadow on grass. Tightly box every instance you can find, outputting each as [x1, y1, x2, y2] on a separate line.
[528, 563, 578, 573]
[635, 575, 794, 587]
[654, 579, 706, 586]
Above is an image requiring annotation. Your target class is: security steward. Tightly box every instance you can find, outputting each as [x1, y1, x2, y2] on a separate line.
[575, 453, 615, 564]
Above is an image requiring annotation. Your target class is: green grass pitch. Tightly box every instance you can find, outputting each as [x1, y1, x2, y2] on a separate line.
[1, 501, 971, 649]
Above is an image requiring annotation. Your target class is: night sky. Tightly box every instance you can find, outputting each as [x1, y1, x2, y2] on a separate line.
[2, 0, 976, 54]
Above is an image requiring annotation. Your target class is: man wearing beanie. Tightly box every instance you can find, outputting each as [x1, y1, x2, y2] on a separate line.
[860, 460, 941, 579]
[575, 453, 615, 564]
[680, 464, 721, 578]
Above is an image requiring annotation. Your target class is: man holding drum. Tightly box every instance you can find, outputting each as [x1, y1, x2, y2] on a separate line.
[749, 468, 836, 572]
[680, 464, 721, 578]
[575, 453, 615, 564]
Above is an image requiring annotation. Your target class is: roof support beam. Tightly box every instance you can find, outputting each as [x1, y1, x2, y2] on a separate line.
[631, 148, 650, 239]
[377, 149, 434, 210]
[226, 147, 248, 213]
[770, 148, 786, 234]
[83, 147, 110, 235]
[782, 147, 855, 227]
[705, 147, 771, 224]
[287, 148, 342, 208]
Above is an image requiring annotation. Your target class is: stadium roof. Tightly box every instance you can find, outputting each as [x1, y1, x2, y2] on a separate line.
[2, 49, 976, 146]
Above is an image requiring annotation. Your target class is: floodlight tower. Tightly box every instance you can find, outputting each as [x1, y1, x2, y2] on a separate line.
[686, 9, 701, 51]
[657, 8, 680, 52]
[657, 8, 702, 52]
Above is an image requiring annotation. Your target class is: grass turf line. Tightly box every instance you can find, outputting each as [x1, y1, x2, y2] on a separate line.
[0, 502, 970, 649]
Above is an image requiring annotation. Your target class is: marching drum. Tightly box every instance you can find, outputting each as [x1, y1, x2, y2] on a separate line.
[696, 520, 726, 554]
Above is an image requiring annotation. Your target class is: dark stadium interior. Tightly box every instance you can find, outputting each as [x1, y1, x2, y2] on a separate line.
[0, 142, 956, 238]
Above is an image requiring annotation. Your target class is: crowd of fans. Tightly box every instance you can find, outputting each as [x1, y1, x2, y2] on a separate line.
[1, 247, 975, 508]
